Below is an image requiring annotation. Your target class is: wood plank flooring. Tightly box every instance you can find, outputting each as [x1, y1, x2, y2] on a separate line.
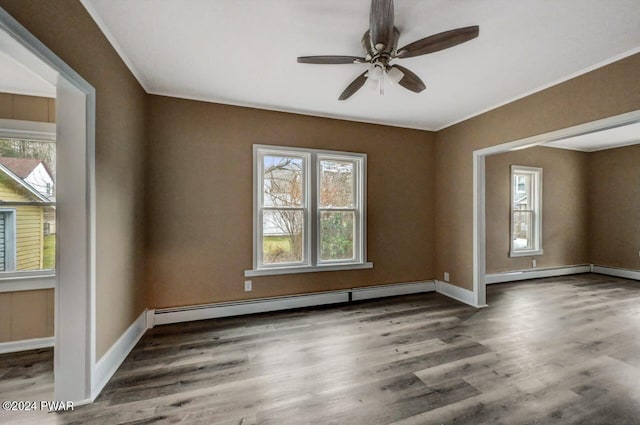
[2, 273, 640, 424]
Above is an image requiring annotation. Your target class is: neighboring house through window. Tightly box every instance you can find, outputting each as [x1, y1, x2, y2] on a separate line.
[0, 209, 16, 271]
[510, 165, 543, 257]
[0, 138, 56, 273]
[246, 145, 372, 276]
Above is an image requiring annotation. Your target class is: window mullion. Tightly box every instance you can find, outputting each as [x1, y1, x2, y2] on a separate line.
[309, 152, 317, 267]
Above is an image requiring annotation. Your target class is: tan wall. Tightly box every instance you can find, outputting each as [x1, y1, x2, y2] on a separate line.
[0, 93, 55, 122]
[146, 96, 435, 308]
[0, 0, 148, 358]
[588, 144, 640, 271]
[0, 289, 53, 342]
[435, 53, 640, 290]
[485, 146, 589, 273]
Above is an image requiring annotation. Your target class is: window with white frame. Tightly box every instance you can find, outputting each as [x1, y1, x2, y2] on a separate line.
[247, 145, 371, 276]
[510, 165, 542, 257]
[0, 136, 56, 273]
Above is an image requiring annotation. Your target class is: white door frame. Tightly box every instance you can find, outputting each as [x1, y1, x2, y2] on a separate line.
[473, 110, 640, 307]
[0, 8, 97, 403]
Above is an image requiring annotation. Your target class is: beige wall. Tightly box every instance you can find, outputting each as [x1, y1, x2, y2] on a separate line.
[435, 53, 640, 290]
[0, 93, 55, 122]
[485, 146, 589, 273]
[589, 144, 640, 271]
[0, 1, 148, 358]
[0, 289, 54, 342]
[146, 96, 435, 308]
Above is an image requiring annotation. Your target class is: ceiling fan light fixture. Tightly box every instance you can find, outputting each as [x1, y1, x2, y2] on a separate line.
[387, 66, 404, 84]
[365, 75, 379, 91]
[297, 0, 479, 100]
[368, 63, 383, 80]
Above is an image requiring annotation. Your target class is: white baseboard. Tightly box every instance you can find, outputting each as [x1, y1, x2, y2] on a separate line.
[485, 265, 591, 284]
[0, 336, 54, 354]
[351, 281, 435, 301]
[593, 265, 640, 281]
[92, 309, 147, 400]
[435, 280, 481, 308]
[154, 291, 349, 326]
[153, 280, 437, 326]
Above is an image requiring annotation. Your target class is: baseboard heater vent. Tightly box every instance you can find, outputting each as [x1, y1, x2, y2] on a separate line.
[485, 264, 591, 284]
[152, 280, 435, 326]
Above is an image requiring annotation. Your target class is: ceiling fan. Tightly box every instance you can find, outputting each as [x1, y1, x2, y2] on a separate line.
[297, 0, 479, 100]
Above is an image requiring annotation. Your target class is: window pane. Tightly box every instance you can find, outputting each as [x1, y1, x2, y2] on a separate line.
[263, 155, 303, 207]
[319, 159, 354, 208]
[0, 138, 56, 272]
[513, 173, 530, 209]
[320, 211, 354, 261]
[263, 209, 304, 264]
[513, 210, 532, 250]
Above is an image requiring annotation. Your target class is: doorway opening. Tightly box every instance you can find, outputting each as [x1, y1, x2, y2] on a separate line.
[473, 110, 640, 307]
[0, 7, 96, 403]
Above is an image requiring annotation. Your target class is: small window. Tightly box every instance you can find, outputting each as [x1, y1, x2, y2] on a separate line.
[247, 145, 371, 276]
[510, 165, 542, 257]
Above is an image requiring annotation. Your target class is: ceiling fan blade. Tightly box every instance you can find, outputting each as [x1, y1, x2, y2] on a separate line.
[391, 65, 426, 93]
[370, 0, 394, 50]
[339, 71, 368, 101]
[297, 56, 366, 64]
[396, 25, 479, 59]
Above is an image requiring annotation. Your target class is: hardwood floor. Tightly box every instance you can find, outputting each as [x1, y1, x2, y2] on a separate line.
[2, 273, 640, 424]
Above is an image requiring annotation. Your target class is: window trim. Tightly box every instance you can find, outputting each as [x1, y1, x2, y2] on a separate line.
[247, 145, 371, 277]
[0, 208, 16, 272]
[509, 165, 543, 257]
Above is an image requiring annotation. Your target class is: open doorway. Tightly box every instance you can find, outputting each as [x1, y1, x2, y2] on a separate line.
[0, 7, 96, 403]
[0, 67, 57, 400]
[473, 110, 640, 307]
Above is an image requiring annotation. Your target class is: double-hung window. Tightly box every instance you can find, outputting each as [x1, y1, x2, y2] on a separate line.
[510, 165, 543, 257]
[246, 145, 372, 276]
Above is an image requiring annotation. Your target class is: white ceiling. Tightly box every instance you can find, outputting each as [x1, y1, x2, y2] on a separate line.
[547, 121, 640, 152]
[81, 0, 640, 131]
[0, 51, 55, 98]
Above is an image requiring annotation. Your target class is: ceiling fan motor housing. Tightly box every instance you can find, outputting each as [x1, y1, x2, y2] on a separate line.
[362, 28, 400, 66]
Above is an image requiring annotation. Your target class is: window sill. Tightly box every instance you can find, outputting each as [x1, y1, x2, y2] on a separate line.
[0, 270, 56, 293]
[509, 249, 543, 258]
[245, 262, 373, 277]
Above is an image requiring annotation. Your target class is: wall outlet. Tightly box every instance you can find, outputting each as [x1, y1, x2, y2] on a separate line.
[444, 272, 450, 282]
[532, 259, 537, 268]
[244, 280, 252, 292]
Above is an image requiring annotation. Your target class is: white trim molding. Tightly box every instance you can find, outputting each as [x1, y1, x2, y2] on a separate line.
[0, 272, 55, 292]
[245, 262, 373, 277]
[0, 336, 53, 354]
[351, 281, 434, 301]
[592, 265, 640, 281]
[435, 280, 485, 308]
[92, 309, 147, 400]
[0, 118, 56, 142]
[486, 265, 591, 284]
